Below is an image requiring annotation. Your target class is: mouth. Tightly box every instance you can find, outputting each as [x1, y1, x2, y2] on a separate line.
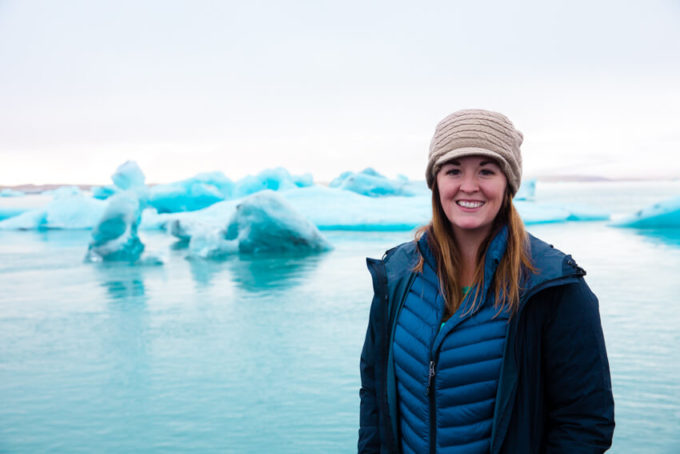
[456, 200, 485, 208]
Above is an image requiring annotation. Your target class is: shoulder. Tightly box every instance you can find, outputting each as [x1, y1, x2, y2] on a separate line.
[383, 240, 419, 265]
[526, 233, 586, 285]
[366, 239, 420, 295]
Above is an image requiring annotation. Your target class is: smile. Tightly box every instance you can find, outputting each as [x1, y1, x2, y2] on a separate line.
[456, 200, 485, 208]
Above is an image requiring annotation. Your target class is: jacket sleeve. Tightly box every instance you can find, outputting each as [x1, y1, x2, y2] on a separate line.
[359, 286, 382, 453]
[542, 280, 615, 453]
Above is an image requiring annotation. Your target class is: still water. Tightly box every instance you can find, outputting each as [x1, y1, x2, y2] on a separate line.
[1, 182, 679, 453]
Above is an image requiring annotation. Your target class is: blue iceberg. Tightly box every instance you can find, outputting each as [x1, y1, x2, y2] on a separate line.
[1, 188, 25, 197]
[232, 167, 313, 199]
[92, 185, 117, 200]
[86, 191, 145, 262]
[329, 168, 413, 197]
[515, 179, 536, 201]
[85, 161, 151, 263]
[613, 196, 680, 228]
[188, 191, 331, 258]
[0, 188, 106, 230]
[280, 186, 429, 230]
[0, 193, 52, 222]
[149, 171, 233, 213]
[515, 201, 609, 224]
[112, 161, 146, 190]
[145, 168, 311, 214]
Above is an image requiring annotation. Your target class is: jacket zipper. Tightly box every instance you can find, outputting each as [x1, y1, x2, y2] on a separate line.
[427, 359, 436, 454]
[386, 272, 416, 449]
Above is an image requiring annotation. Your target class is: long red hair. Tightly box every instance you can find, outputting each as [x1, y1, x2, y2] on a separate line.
[414, 184, 535, 319]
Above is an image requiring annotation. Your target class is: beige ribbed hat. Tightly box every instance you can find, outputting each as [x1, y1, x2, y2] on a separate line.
[426, 109, 523, 195]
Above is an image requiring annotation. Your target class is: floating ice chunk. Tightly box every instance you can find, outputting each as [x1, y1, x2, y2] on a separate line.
[0, 208, 46, 229]
[92, 185, 117, 200]
[0, 207, 27, 223]
[0, 188, 24, 197]
[188, 191, 330, 258]
[0, 190, 106, 229]
[44, 190, 107, 229]
[85, 191, 145, 262]
[148, 171, 232, 213]
[515, 179, 536, 201]
[0, 194, 51, 222]
[329, 171, 353, 187]
[613, 195, 680, 228]
[43, 186, 82, 197]
[329, 168, 413, 197]
[515, 201, 609, 224]
[292, 172, 314, 188]
[232, 167, 313, 198]
[141, 198, 239, 234]
[281, 186, 429, 230]
[188, 229, 238, 258]
[226, 191, 330, 253]
[112, 161, 145, 190]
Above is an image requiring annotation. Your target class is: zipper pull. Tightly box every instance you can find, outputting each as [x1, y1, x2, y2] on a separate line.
[427, 360, 436, 396]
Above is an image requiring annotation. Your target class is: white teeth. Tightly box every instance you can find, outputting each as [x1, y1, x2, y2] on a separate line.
[457, 201, 484, 208]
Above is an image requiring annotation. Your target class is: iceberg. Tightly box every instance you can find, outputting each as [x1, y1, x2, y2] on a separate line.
[515, 201, 609, 224]
[85, 161, 150, 262]
[149, 171, 233, 213]
[613, 196, 680, 228]
[232, 167, 313, 199]
[0, 188, 25, 197]
[329, 168, 413, 197]
[0, 188, 106, 230]
[0, 193, 51, 221]
[515, 178, 536, 201]
[86, 191, 145, 262]
[328, 167, 411, 197]
[145, 168, 311, 214]
[188, 191, 331, 258]
[112, 160, 145, 190]
[280, 185, 429, 230]
[92, 185, 117, 200]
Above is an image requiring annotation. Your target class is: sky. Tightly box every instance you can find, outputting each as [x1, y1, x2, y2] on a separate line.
[1, 0, 679, 185]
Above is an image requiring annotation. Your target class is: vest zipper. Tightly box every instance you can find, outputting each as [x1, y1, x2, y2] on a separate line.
[427, 359, 436, 454]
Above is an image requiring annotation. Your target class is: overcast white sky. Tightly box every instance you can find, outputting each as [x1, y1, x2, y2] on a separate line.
[1, 0, 679, 185]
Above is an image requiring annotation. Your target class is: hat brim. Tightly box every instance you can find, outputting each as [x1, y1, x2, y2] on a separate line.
[433, 147, 506, 169]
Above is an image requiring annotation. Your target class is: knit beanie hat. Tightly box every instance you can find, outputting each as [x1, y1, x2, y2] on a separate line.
[426, 109, 523, 195]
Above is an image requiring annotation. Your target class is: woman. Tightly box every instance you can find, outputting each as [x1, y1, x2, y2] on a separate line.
[359, 109, 614, 453]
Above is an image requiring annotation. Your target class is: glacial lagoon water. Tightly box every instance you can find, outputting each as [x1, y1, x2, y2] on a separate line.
[1, 181, 680, 453]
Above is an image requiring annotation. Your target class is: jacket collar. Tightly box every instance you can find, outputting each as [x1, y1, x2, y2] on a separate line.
[417, 226, 508, 309]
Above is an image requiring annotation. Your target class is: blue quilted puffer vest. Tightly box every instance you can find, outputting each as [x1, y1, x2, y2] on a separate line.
[393, 228, 510, 454]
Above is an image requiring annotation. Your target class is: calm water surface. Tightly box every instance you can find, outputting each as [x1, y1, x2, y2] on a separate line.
[1, 182, 679, 453]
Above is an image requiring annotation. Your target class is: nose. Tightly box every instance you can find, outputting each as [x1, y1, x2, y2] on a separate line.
[459, 172, 479, 192]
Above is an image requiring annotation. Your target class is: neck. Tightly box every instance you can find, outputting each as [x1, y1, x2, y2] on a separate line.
[453, 226, 491, 287]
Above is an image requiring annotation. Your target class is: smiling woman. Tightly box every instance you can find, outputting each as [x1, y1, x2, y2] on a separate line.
[359, 109, 615, 453]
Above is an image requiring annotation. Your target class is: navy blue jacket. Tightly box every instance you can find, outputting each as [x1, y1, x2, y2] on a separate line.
[359, 234, 614, 453]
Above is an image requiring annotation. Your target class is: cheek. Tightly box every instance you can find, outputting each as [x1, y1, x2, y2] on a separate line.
[490, 179, 507, 201]
[438, 184, 456, 205]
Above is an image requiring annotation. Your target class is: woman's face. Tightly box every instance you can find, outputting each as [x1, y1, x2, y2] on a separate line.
[436, 156, 508, 239]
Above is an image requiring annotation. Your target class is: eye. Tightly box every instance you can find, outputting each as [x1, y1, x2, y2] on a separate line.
[446, 168, 461, 176]
[480, 168, 496, 176]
